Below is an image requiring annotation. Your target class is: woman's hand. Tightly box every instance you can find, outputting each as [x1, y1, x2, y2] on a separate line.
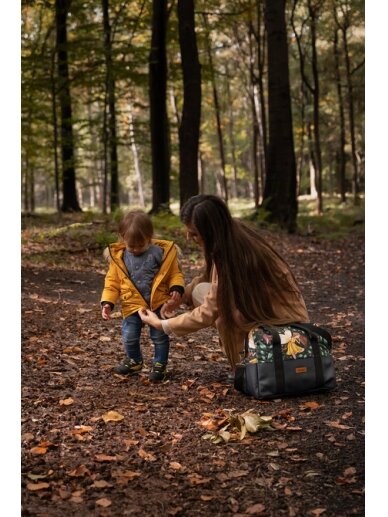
[138, 308, 163, 330]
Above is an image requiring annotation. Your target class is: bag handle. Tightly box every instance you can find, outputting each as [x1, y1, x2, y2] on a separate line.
[291, 322, 332, 349]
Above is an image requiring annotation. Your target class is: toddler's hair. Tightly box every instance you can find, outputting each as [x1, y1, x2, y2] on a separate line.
[118, 210, 153, 245]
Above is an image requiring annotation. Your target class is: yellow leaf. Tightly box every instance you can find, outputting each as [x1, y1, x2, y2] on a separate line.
[102, 411, 124, 423]
[99, 336, 111, 342]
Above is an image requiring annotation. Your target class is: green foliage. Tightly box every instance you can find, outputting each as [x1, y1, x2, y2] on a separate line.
[94, 230, 117, 248]
[297, 196, 364, 238]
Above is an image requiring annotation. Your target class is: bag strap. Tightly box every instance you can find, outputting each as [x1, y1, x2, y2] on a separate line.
[291, 322, 332, 349]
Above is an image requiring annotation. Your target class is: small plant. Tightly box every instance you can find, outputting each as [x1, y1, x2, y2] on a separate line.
[94, 230, 117, 248]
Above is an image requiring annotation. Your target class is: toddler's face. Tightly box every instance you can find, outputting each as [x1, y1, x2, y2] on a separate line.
[126, 239, 150, 256]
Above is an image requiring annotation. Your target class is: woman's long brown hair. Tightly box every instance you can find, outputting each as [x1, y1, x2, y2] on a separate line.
[180, 195, 301, 334]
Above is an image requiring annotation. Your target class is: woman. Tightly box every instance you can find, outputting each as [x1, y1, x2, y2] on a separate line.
[139, 195, 309, 370]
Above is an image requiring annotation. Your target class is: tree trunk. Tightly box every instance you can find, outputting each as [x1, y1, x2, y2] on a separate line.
[102, 0, 120, 212]
[128, 101, 145, 207]
[50, 51, 60, 212]
[333, 27, 347, 203]
[149, 0, 171, 213]
[256, 0, 268, 189]
[225, 66, 238, 199]
[308, 0, 323, 214]
[342, 23, 359, 203]
[203, 14, 228, 202]
[248, 24, 260, 209]
[177, 0, 201, 208]
[55, 0, 81, 212]
[263, 0, 297, 232]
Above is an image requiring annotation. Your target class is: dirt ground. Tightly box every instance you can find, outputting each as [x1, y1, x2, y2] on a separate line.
[21, 223, 364, 516]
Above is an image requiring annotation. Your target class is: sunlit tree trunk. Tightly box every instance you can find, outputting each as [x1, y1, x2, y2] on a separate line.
[128, 102, 145, 207]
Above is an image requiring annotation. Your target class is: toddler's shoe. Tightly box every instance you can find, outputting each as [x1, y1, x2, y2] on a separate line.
[114, 358, 143, 375]
[149, 362, 167, 382]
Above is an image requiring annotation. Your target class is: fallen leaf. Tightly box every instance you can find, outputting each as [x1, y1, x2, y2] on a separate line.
[310, 509, 327, 516]
[102, 411, 124, 423]
[200, 495, 216, 501]
[70, 425, 93, 435]
[186, 473, 212, 486]
[169, 462, 185, 471]
[138, 448, 157, 462]
[96, 498, 112, 507]
[99, 336, 111, 342]
[91, 480, 113, 488]
[59, 398, 74, 406]
[245, 503, 266, 514]
[95, 454, 117, 462]
[30, 446, 48, 455]
[324, 421, 352, 430]
[68, 465, 91, 477]
[26, 482, 50, 491]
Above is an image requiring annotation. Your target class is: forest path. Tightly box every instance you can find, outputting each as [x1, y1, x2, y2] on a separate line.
[21, 229, 364, 516]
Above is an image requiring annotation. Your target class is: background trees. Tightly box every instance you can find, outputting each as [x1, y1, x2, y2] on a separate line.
[21, 0, 364, 225]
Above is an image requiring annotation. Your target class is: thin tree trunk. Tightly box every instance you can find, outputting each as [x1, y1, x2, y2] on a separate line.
[248, 24, 260, 209]
[203, 14, 228, 202]
[55, 0, 81, 212]
[50, 51, 60, 212]
[128, 102, 145, 207]
[342, 23, 359, 203]
[177, 0, 201, 207]
[102, 92, 109, 214]
[225, 66, 238, 198]
[333, 27, 347, 203]
[256, 0, 268, 186]
[102, 0, 120, 212]
[308, 0, 323, 214]
[149, 0, 171, 213]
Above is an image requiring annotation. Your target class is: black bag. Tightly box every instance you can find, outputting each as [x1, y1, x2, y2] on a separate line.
[234, 322, 336, 399]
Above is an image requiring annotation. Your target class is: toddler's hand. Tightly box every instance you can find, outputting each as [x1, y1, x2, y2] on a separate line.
[102, 304, 111, 320]
[161, 292, 182, 319]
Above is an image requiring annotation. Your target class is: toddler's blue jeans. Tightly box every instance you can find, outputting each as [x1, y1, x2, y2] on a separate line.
[121, 309, 169, 365]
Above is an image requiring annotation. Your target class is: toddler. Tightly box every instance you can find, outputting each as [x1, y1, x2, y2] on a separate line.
[101, 210, 185, 381]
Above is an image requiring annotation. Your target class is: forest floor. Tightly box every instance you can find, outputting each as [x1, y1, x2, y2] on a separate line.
[21, 215, 364, 517]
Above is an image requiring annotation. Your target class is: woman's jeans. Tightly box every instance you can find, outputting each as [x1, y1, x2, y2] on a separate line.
[122, 309, 169, 365]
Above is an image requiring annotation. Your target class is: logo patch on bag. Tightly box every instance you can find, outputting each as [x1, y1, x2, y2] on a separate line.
[295, 366, 307, 374]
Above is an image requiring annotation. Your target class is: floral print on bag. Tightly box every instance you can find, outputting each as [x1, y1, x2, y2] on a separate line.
[246, 326, 331, 363]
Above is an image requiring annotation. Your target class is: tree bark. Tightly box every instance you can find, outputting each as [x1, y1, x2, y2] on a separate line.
[177, 0, 201, 208]
[55, 0, 81, 212]
[262, 0, 297, 232]
[341, 20, 359, 203]
[50, 50, 60, 212]
[203, 14, 228, 202]
[333, 27, 347, 203]
[149, 0, 171, 213]
[128, 102, 145, 207]
[102, 0, 120, 212]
